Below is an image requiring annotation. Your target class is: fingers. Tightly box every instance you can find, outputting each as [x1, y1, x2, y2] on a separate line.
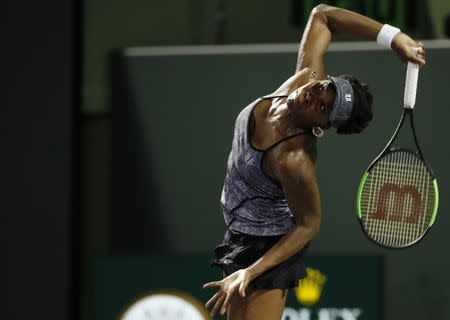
[204, 285, 244, 317]
[203, 281, 221, 289]
[210, 293, 225, 318]
[205, 290, 223, 309]
[204, 271, 251, 317]
[220, 292, 232, 315]
[239, 281, 247, 297]
[412, 42, 426, 66]
[394, 33, 426, 66]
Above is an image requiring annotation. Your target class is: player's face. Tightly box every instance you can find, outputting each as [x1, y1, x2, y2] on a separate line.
[287, 79, 336, 127]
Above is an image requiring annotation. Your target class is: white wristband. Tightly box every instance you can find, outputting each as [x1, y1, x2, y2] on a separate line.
[377, 24, 401, 48]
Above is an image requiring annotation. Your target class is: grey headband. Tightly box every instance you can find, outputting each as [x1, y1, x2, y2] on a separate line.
[329, 76, 354, 127]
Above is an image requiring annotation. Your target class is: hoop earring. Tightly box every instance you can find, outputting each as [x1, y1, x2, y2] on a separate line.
[312, 126, 324, 138]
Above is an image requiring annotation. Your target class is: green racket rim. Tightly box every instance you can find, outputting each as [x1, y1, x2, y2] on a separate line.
[356, 171, 369, 219]
[429, 179, 439, 226]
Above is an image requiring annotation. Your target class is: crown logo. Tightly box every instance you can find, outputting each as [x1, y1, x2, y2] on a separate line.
[294, 267, 327, 306]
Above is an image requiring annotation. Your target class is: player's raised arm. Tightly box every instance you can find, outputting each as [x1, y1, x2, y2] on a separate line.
[296, 4, 425, 74]
[273, 4, 425, 97]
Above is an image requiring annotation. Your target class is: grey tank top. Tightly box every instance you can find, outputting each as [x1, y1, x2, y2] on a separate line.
[220, 95, 309, 236]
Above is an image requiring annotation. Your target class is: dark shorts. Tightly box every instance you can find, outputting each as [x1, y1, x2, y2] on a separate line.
[210, 229, 309, 290]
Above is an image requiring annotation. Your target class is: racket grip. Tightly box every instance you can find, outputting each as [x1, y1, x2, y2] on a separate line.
[404, 48, 420, 109]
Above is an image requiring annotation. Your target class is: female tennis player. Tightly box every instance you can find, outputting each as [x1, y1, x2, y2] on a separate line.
[203, 4, 425, 319]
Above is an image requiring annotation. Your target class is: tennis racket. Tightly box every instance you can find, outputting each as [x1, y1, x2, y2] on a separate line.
[356, 52, 439, 249]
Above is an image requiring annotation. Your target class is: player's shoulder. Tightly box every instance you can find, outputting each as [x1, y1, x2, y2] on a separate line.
[281, 133, 317, 160]
[275, 136, 317, 177]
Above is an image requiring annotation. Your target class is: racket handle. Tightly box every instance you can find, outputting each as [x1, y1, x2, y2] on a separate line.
[404, 48, 420, 109]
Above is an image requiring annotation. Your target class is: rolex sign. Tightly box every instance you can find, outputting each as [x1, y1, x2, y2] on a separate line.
[94, 255, 382, 320]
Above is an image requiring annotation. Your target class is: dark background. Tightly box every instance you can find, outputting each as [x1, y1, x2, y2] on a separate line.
[3, 0, 79, 319]
[2, 1, 450, 319]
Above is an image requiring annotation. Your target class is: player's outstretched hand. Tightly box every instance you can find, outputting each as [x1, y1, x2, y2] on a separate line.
[203, 269, 251, 318]
[392, 33, 426, 66]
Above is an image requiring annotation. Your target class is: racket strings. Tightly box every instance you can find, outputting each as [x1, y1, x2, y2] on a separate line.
[360, 151, 435, 247]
